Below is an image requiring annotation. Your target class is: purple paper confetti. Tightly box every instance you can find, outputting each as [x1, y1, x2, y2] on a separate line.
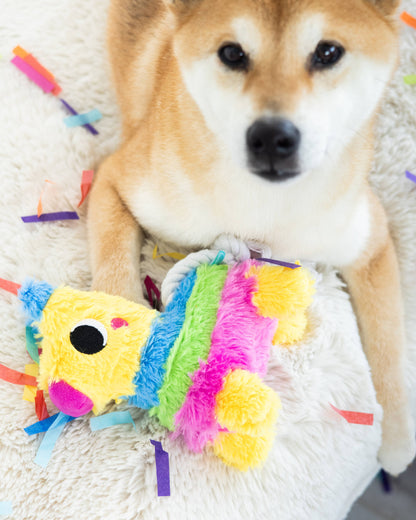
[150, 440, 171, 497]
[257, 258, 301, 269]
[406, 170, 416, 184]
[21, 211, 79, 223]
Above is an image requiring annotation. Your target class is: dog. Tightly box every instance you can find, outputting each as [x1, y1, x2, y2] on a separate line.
[87, 0, 415, 475]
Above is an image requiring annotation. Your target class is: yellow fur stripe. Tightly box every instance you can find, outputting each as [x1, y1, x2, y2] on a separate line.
[247, 264, 315, 345]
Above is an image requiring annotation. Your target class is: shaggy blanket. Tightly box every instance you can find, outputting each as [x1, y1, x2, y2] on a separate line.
[0, 1, 415, 519]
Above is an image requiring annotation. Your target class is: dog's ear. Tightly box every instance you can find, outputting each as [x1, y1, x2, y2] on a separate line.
[368, 0, 400, 15]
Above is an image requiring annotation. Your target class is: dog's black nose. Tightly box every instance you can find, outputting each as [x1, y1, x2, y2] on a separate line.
[246, 118, 301, 181]
[247, 118, 300, 159]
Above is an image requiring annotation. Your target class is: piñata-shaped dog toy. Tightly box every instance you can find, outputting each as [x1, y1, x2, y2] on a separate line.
[18, 256, 314, 470]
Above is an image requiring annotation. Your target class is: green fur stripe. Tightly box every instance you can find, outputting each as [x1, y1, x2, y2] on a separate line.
[151, 263, 228, 430]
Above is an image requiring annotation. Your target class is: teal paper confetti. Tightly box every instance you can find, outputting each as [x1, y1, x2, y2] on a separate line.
[90, 410, 137, 431]
[25, 326, 39, 364]
[211, 250, 226, 265]
[0, 502, 13, 516]
[64, 109, 102, 128]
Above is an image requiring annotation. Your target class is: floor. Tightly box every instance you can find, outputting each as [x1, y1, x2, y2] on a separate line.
[347, 462, 416, 520]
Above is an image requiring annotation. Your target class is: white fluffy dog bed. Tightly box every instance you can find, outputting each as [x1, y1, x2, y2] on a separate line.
[0, 1, 415, 519]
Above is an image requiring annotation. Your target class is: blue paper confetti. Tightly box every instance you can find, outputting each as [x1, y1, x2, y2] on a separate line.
[24, 413, 77, 436]
[0, 502, 13, 516]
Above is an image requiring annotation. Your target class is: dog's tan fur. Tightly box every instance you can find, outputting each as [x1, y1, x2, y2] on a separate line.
[88, 0, 415, 474]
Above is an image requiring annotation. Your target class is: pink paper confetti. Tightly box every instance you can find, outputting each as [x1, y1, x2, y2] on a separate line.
[11, 55, 55, 93]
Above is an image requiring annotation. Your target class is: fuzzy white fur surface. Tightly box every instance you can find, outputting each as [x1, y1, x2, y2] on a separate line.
[0, 1, 415, 519]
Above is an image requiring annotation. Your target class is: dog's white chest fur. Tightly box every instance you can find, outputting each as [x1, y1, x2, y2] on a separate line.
[128, 166, 371, 267]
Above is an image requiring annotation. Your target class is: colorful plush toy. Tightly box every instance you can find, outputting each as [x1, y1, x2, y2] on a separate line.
[15, 255, 314, 470]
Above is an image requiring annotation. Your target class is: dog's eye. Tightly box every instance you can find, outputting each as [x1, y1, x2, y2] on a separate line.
[310, 41, 345, 70]
[70, 319, 108, 355]
[218, 43, 249, 71]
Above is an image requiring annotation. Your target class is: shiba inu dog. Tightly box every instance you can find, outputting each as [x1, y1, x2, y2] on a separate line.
[88, 0, 415, 475]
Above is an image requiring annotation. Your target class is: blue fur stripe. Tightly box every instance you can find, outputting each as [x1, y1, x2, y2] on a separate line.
[18, 278, 55, 325]
[129, 269, 197, 409]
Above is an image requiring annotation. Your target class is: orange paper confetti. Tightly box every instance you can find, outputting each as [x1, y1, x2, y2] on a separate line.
[37, 179, 54, 218]
[0, 277, 21, 295]
[0, 363, 37, 387]
[13, 45, 28, 59]
[400, 11, 416, 30]
[330, 404, 374, 425]
[35, 389, 49, 421]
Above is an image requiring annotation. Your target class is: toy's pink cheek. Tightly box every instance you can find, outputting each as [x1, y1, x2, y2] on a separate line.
[111, 317, 129, 330]
[48, 380, 93, 417]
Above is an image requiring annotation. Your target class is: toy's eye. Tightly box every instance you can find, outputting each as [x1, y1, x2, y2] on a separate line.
[218, 43, 249, 71]
[310, 41, 345, 70]
[70, 319, 108, 355]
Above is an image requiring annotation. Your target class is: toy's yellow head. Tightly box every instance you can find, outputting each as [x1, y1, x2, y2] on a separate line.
[19, 280, 156, 416]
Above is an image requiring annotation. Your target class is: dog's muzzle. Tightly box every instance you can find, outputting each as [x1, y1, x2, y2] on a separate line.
[246, 118, 301, 181]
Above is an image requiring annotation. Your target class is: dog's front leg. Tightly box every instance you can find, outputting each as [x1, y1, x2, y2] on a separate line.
[341, 194, 415, 475]
[87, 153, 145, 303]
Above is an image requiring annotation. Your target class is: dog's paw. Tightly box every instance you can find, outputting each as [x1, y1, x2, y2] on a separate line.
[378, 419, 416, 476]
[92, 267, 148, 305]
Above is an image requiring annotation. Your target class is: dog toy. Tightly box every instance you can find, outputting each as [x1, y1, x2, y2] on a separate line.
[15, 255, 314, 470]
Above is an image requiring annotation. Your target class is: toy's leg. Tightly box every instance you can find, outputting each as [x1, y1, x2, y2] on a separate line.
[213, 430, 275, 471]
[213, 369, 281, 470]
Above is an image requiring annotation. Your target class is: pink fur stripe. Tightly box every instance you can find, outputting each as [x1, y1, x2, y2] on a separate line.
[173, 260, 278, 451]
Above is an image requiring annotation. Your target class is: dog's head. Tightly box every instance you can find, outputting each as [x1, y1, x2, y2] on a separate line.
[166, 0, 399, 182]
